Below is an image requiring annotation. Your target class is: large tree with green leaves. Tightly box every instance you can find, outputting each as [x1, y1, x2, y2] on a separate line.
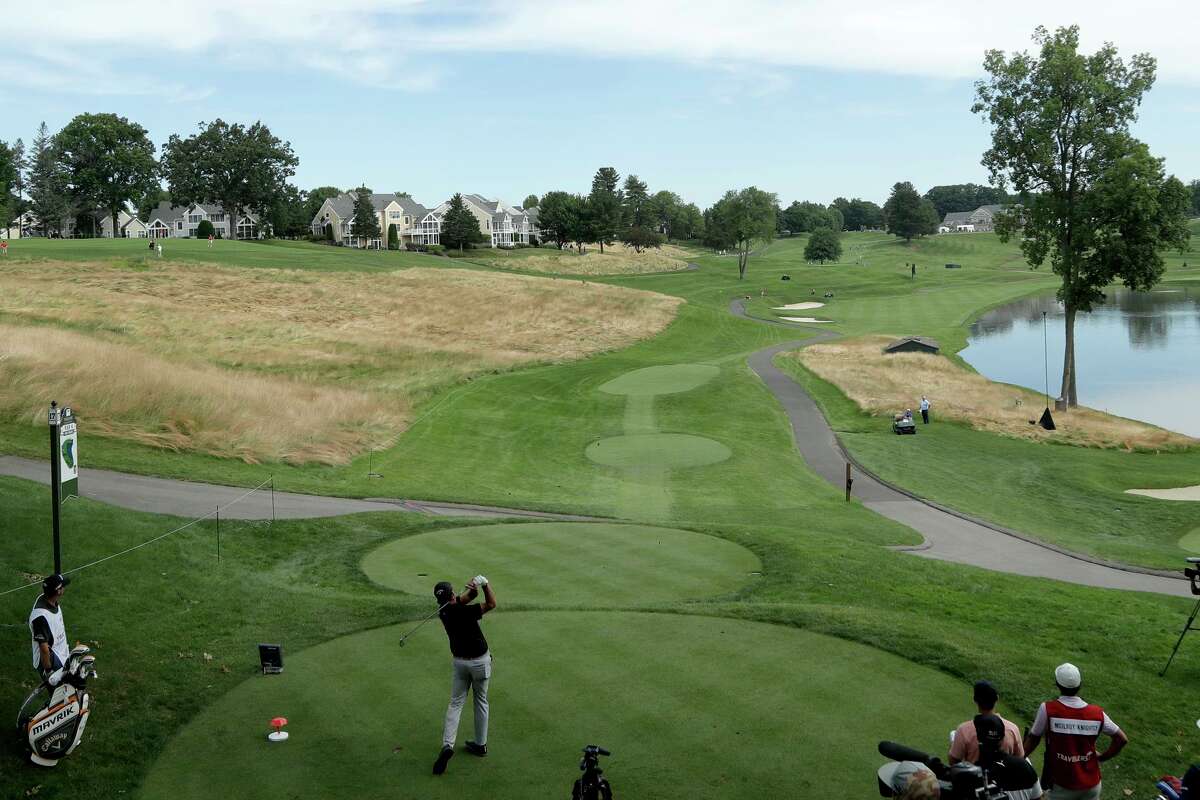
[804, 228, 842, 264]
[622, 174, 650, 229]
[832, 197, 884, 231]
[974, 25, 1192, 406]
[537, 191, 578, 250]
[1189, 179, 1200, 216]
[0, 140, 21, 230]
[304, 186, 342, 223]
[882, 182, 938, 242]
[161, 119, 297, 236]
[27, 123, 73, 236]
[522, 194, 539, 209]
[707, 187, 778, 279]
[441, 193, 485, 252]
[922, 183, 1012, 219]
[350, 186, 382, 246]
[55, 113, 158, 238]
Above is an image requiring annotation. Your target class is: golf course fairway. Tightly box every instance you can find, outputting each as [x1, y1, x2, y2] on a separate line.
[138, 612, 975, 799]
[361, 522, 761, 604]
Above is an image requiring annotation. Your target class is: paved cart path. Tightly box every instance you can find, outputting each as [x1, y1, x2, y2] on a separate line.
[0, 456, 605, 522]
[732, 301, 1187, 596]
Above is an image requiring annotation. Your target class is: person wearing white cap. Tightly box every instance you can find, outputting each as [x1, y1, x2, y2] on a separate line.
[1023, 663, 1127, 800]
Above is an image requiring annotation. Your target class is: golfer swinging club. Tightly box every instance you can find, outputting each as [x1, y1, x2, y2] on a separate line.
[432, 575, 496, 775]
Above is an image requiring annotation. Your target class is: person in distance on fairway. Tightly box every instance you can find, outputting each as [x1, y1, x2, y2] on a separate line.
[1023, 663, 1127, 800]
[28, 574, 71, 686]
[431, 575, 496, 776]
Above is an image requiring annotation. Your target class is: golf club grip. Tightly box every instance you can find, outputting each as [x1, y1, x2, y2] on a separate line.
[878, 741, 932, 764]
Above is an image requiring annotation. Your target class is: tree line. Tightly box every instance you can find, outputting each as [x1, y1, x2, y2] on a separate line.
[0, 114, 298, 239]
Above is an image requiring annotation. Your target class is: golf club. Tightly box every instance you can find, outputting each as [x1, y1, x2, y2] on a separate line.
[398, 602, 449, 648]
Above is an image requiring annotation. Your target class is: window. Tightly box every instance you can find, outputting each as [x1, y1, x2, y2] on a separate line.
[389, 211, 401, 220]
[176, 221, 184, 230]
[188, 213, 203, 223]
[210, 213, 225, 222]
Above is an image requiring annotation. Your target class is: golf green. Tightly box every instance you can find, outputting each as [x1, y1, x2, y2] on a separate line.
[361, 522, 760, 604]
[598, 364, 720, 396]
[586, 433, 732, 469]
[1179, 527, 1200, 553]
[138, 612, 977, 800]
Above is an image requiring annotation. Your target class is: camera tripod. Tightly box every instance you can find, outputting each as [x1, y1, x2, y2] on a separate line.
[1160, 560, 1200, 677]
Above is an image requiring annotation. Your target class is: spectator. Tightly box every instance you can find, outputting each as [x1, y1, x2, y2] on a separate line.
[950, 681, 1023, 764]
[920, 396, 931, 424]
[1023, 663, 1127, 800]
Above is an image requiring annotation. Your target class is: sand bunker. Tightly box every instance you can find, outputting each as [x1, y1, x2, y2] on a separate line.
[774, 302, 825, 311]
[781, 316, 834, 323]
[1125, 486, 1200, 501]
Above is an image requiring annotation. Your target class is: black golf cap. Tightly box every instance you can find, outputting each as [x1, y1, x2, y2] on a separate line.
[433, 581, 454, 604]
[42, 573, 71, 593]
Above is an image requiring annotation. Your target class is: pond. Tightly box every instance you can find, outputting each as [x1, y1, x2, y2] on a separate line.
[961, 286, 1200, 437]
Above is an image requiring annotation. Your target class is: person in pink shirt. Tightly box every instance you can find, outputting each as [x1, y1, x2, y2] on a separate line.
[950, 680, 1024, 764]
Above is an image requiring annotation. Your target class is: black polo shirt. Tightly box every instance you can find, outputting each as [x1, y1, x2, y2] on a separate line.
[438, 602, 488, 659]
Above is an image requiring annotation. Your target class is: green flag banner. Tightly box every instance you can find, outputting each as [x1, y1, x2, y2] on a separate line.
[59, 409, 78, 500]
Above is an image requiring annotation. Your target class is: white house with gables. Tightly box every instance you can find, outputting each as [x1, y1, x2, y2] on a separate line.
[310, 192, 431, 249]
[939, 204, 1010, 234]
[145, 202, 262, 239]
[409, 194, 540, 248]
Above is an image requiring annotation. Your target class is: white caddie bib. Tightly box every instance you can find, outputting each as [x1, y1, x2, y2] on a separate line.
[29, 601, 69, 670]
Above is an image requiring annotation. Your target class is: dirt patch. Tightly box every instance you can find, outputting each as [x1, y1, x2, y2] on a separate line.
[0, 261, 682, 464]
[788, 335, 1195, 450]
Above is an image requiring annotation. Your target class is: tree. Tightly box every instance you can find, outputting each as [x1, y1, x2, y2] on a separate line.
[832, 197, 884, 231]
[441, 193, 485, 252]
[196, 219, 215, 239]
[522, 194, 539, 209]
[922, 183, 1012, 219]
[27, 123, 72, 236]
[265, 183, 308, 239]
[350, 186, 382, 246]
[707, 187, 778, 279]
[621, 226, 664, 253]
[137, 188, 171, 221]
[826, 205, 844, 232]
[324, 222, 334, 242]
[622, 174, 649, 228]
[304, 186, 342, 223]
[387, 224, 399, 250]
[537, 190, 578, 250]
[678, 203, 704, 241]
[883, 182, 937, 242]
[804, 228, 842, 263]
[55, 113, 158, 238]
[781, 200, 838, 233]
[1189, 179, 1200, 216]
[0, 140, 21, 230]
[161, 119, 297, 238]
[589, 167, 622, 253]
[974, 24, 1191, 407]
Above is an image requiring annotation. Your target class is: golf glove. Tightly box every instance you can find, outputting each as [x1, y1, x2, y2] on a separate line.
[474, 575, 488, 588]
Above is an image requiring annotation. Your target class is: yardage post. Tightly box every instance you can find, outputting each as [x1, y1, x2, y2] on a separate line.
[49, 402, 61, 573]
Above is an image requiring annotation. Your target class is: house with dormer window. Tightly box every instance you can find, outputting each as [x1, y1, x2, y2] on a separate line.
[145, 202, 261, 239]
[310, 192, 431, 248]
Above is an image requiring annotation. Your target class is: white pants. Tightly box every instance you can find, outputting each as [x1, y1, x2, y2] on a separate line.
[442, 652, 491, 748]
[1048, 783, 1101, 800]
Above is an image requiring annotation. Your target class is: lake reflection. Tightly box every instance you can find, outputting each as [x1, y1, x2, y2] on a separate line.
[961, 286, 1200, 437]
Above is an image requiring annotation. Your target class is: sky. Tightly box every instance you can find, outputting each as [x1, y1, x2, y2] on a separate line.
[3, 0, 1197, 209]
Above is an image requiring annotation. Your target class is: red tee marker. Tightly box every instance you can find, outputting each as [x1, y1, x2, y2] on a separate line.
[268, 717, 289, 742]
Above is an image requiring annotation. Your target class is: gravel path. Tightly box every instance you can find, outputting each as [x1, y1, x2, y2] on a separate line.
[731, 300, 1188, 596]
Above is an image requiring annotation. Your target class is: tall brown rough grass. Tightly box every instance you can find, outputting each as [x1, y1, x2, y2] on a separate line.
[789, 336, 1194, 450]
[0, 262, 682, 464]
[476, 243, 691, 275]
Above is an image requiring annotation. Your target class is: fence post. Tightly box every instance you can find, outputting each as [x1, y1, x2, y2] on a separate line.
[216, 506, 221, 563]
[270, 477, 275, 525]
[845, 463, 853, 502]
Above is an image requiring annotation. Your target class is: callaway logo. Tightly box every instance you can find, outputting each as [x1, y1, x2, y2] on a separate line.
[39, 731, 70, 754]
[31, 704, 78, 738]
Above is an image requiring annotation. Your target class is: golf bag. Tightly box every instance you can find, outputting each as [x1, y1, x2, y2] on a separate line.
[16, 644, 97, 767]
[878, 739, 1037, 800]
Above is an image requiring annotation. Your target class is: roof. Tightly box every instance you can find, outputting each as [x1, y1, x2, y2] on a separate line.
[884, 336, 940, 353]
[942, 211, 972, 225]
[147, 201, 256, 223]
[392, 195, 430, 218]
[974, 204, 1005, 215]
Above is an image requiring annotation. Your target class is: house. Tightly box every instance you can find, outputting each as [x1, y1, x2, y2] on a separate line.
[98, 209, 149, 238]
[310, 192, 430, 249]
[969, 204, 1005, 232]
[412, 194, 541, 248]
[145, 202, 262, 239]
[940, 211, 975, 233]
[884, 336, 940, 355]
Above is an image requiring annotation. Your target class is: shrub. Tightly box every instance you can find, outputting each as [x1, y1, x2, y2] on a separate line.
[387, 224, 399, 250]
[804, 228, 842, 264]
[425, 244, 445, 256]
[195, 220, 215, 239]
[324, 222, 333, 242]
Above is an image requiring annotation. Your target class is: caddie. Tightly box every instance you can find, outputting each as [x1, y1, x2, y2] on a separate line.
[29, 574, 71, 685]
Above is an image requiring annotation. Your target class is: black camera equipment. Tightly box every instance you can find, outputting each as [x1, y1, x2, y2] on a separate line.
[877, 733, 1035, 800]
[571, 744, 613, 800]
[1160, 557, 1200, 677]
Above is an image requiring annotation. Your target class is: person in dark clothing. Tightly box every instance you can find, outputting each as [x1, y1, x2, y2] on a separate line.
[432, 576, 496, 775]
[29, 574, 70, 684]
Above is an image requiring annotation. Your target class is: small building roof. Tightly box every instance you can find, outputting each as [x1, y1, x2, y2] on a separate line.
[884, 336, 940, 353]
[942, 211, 972, 225]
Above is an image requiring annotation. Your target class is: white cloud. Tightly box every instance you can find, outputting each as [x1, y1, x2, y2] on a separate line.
[8, 0, 1199, 100]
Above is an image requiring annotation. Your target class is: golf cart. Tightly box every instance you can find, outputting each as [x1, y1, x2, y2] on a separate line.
[892, 411, 917, 435]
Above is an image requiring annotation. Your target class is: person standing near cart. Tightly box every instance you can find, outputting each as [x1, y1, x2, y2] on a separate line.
[920, 395, 931, 425]
[432, 575, 496, 775]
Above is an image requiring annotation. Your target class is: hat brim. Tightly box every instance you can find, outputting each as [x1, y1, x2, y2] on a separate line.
[878, 761, 902, 788]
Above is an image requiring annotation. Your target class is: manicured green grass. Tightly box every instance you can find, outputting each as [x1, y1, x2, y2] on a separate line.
[5, 237, 443, 272]
[137, 613, 979, 800]
[360, 522, 761, 604]
[598, 363, 720, 395]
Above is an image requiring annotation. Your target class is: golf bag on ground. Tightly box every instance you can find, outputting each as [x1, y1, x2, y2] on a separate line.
[571, 745, 614, 800]
[16, 644, 97, 767]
